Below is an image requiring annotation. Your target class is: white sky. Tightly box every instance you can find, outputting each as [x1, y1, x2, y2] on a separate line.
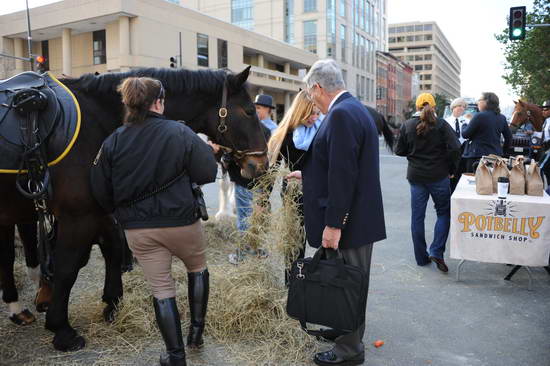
[2, 0, 531, 109]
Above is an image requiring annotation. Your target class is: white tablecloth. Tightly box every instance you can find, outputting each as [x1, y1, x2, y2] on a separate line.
[450, 175, 550, 266]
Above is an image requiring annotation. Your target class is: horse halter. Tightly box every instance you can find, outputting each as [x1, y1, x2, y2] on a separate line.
[215, 79, 267, 161]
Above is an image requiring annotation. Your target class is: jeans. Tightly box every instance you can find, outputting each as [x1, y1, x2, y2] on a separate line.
[235, 183, 253, 232]
[409, 177, 451, 264]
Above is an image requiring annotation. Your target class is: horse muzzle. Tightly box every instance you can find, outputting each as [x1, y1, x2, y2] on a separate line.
[240, 155, 269, 180]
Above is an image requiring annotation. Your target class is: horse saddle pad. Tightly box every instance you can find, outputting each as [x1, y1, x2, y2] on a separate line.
[0, 71, 80, 173]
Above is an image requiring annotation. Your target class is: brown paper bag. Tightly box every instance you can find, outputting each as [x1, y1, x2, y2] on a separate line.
[526, 161, 544, 196]
[492, 159, 510, 193]
[509, 156, 525, 195]
[475, 159, 493, 195]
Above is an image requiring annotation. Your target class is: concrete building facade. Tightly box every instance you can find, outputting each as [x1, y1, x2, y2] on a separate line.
[376, 51, 412, 124]
[388, 21, 461, 99]
[0, 0, 318, 121]
[186, 0, 388, 107]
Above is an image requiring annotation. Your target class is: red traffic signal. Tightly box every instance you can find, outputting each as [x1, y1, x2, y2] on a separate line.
[35, 55, 47, 72]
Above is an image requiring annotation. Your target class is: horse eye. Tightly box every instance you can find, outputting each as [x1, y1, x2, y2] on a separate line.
[245, 109, 255, 116]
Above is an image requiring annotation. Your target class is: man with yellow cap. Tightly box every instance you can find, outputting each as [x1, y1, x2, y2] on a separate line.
[396, 93, 460, 273]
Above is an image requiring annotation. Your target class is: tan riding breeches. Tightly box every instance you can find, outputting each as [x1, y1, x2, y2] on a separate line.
[125, 221, 207, 300]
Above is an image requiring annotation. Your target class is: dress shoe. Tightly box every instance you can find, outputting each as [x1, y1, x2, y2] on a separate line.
[314, 350, 364, 365]
[429, 256, 449, 273]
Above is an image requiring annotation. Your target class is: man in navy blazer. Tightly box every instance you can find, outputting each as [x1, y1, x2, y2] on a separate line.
[287, 59, 386, 365]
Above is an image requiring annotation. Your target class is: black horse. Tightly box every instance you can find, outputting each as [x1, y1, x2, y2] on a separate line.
[0, 66, 267, 352]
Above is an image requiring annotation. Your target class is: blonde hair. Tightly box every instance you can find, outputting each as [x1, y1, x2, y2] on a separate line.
[268, 90, 315, 165]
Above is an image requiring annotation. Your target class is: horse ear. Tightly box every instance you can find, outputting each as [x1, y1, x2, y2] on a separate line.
[518, 100, 524, 105]
[228, 66, 251, 90]
[513, 100, 517, 105]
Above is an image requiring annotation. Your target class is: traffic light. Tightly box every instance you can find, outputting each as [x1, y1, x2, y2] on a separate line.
[35, 55, 47, 72]
[169, 56, 177, 68]
[509, 6, 526, 40]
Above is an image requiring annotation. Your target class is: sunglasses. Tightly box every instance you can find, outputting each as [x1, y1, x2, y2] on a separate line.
[157, 81, 165, 100]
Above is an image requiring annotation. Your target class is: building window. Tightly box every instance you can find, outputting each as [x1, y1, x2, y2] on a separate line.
[232, 0, 254, 30]
[340, 24, 346, 62]
[284, 0, 295, 43]
[415, 24, 423, 31]
[342, 69, 347, 86]
[415, 64, 423, 71]
[304, 0, 316, 12]
[424, 54, 432, 60]
[327, 0, 336, 58]
[93, 30, 106, 65]
[197, 33, 209, 67]
[424, 64, 432, 70]
[217, 39, 227, 68]
[41, 40, 50, 71]
[356, 74, 361, 100]
[339, 0, 346, 17]
[425, 34, 433, 41]
[423, 74, 432, 80]
[303, 20, 317, 54]
[424, 24, 433, 31]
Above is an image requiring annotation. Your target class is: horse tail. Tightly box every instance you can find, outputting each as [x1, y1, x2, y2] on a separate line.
[379, 113, 395, 153]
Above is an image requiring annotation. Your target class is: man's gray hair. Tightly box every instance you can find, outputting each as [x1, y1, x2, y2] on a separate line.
[303, 59, 346, 93]
[450, 97, 467, 110]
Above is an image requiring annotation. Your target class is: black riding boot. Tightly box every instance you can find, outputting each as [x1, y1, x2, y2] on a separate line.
[153, 297, 186, 366]
[187, 268, 209, 348]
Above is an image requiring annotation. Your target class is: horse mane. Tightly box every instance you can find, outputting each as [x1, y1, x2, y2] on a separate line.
[60, 68, 228, 96]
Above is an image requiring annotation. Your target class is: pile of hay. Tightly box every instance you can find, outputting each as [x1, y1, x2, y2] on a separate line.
[58, 165, 322, 365]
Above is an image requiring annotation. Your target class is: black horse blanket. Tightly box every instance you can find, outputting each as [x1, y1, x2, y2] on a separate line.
[0, 71, 80, 173]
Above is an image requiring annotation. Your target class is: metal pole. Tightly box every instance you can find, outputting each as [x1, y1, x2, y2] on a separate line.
[25, 0, 34, 71]
[0, 52, 32, 62]
[178, 32, 182, 67]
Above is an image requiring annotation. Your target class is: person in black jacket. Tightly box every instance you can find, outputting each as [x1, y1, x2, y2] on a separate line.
[461, 92, 512, 172]
[90, 77, 217, 366]
[268, 90, 321, 285]
[395, 93, 460, 273]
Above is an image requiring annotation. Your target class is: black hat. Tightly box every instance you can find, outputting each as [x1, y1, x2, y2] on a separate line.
[541, 100, 550, 109]
[254, 94, 275, 109]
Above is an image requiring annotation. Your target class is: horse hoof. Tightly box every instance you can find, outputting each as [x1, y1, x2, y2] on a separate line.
[9, 309, 36, 326]
[103, 304, 118, 323]
[53, 329, 86, 352]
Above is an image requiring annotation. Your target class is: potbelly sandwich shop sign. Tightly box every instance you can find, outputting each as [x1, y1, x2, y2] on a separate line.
[451, 198, 550, 266]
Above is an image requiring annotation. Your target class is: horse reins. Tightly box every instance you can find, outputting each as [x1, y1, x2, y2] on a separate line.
[214, 78, 267, 162]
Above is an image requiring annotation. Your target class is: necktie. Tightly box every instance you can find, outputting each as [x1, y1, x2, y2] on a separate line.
[455, 118, 460, 138]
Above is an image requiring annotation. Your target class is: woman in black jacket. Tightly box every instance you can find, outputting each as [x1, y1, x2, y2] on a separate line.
[461, 92, 512, 172]
[268, 90, 321, 284]
[395, 93, 460, 273]
[91, 77, 217, 366]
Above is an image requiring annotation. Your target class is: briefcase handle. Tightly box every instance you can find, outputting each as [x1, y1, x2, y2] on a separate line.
[309, 247, 348, 279]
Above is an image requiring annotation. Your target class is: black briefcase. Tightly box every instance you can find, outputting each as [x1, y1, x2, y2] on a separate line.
[286, 247, 368, 335]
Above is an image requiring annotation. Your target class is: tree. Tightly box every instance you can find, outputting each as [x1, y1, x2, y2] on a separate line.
[496, 0, 550, 103]
[434, 93, 449, 118]
[403, 99, 415, 120]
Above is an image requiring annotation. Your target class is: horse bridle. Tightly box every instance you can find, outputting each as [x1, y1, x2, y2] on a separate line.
[215, 78, 267, 161]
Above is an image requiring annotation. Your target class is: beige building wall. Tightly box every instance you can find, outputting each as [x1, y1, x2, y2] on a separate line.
[388, 21, 461, 99]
